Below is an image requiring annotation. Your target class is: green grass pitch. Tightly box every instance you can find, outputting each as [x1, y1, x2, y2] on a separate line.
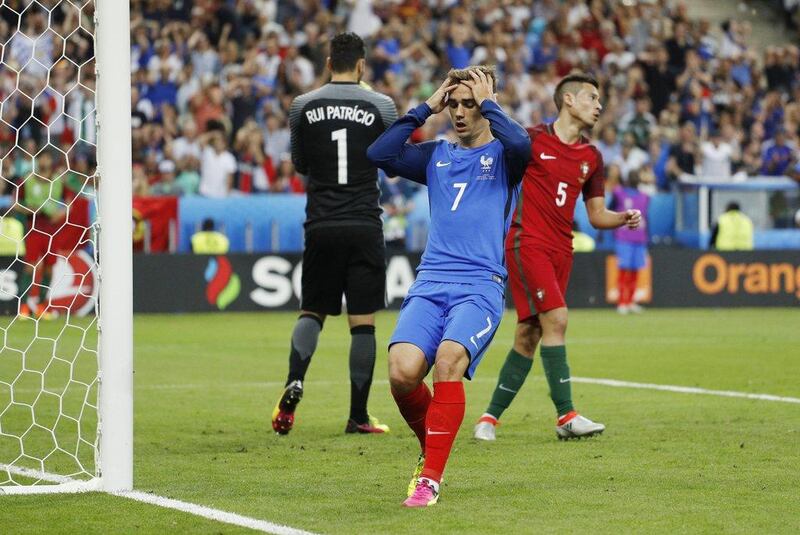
[2, 308, 799, 534]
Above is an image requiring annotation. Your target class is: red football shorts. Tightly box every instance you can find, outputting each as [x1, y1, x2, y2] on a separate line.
[507, 245, 573, 321]
[24, 228, 57, 267]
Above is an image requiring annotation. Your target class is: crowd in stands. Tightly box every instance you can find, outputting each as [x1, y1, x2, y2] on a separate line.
[1, 1, 799, 214]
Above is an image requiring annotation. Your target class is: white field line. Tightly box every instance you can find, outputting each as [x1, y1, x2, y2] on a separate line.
[112, 490, 318, 535]
[136, 377, 800, 404]
[570, 376, 800, 404]
[10, 377, 800, 405]
[0, 464, 318, 534]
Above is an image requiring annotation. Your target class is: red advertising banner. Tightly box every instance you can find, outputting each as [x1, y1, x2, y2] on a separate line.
[132, 196, 178, 252]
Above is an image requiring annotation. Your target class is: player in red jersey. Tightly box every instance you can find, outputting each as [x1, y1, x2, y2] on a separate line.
[474, 73, 641, 441]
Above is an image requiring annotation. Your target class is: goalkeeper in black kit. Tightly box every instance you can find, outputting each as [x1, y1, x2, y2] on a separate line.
[271, 32, 398, 435]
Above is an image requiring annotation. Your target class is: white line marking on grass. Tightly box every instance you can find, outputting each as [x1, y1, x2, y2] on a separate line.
[113, 490, 318, 535]
[1, 464, 317, 534]
[1, 465, 315, 532]
[137, 377, 800, 404]
[571, 377, 800, 404]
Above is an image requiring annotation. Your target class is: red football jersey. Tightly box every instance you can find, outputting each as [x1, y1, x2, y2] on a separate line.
[506, 123, 605, 253]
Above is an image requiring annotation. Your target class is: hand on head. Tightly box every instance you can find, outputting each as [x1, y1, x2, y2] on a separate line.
[464, 69, 496, 106]
[425, 78, 459, 114]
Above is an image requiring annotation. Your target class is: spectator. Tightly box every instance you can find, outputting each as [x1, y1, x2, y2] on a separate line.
[700, 128, 737, 180]
[602, 37, 635, 73]
[191, 84, 227, 134]
[176, 159, 201, 196]
[170, 118, 202, 169]
[639, 45, 676, 117]
[189, 31, 221, 80]
[446, 24, 472, 70]
[604, 162, 623, 194]
[667, 122, 699, 182]
[147, 39, 182, 82]
[620, 96, 657, 149]
[596, 124, 622, 165]
[233, 122, 274, 193]
[616, 131, 650, 181]
[761, 129, 795, 176]
[272, 159, 305, 193]
[263, 113, 290, 168]
[665, 21, 692, 72]
[150, 160, 184, 196]
[199, 129, 236, 198]
[146, 66, 179, 114]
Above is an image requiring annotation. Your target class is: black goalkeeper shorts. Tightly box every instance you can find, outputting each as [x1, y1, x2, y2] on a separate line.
[301, 225, 386, 316]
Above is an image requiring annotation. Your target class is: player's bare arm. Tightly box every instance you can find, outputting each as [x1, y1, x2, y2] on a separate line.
[586, 196, 641, 230]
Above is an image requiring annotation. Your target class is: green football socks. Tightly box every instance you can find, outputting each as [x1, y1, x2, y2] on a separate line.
[486, 349, 532, 419]
[540, 345, 574, 416]
[19, 270, 31, 304]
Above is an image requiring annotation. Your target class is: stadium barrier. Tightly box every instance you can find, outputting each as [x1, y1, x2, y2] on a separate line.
[122, 250, 800, 312]
[1, 250, 796, 315]
[675, 176, 799, 249]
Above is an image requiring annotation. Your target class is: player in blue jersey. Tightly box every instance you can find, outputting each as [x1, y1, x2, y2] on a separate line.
[367, 66, 530, 507]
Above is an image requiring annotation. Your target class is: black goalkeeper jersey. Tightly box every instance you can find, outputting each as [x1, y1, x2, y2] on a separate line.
[289, 81, 397, 230]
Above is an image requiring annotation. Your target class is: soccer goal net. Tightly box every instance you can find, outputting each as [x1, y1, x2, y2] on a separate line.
[0, 0, 131, 495]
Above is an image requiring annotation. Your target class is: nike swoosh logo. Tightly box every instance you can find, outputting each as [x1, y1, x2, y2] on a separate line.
[436, 161, 451, 167]
[427, 429, 451, 435]
[559, 378, 571, 383]
[540, 152, 557, 160]
[498, 384, 518, 393]
[469, 316, 493, 350]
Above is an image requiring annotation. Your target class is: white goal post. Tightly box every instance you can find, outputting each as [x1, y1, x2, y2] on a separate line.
[0, 0, 132, 495]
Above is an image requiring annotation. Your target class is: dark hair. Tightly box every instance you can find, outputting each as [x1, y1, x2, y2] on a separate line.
[202, 218, 215, 232]
[626, 169, 641, 189]
[554, 73, 599, 111]
[726, 202, 741, 212]
[329, 32, 366, 73]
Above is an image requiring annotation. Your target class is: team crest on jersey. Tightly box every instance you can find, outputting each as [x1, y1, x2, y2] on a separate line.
[477, 154, 495, 180]
[578, 161, 590, 184]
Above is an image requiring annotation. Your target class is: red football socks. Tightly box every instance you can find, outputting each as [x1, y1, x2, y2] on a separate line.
[618, 269, 638, 306]
[421, 381, 465, 483]
[392, 382, 432, 450]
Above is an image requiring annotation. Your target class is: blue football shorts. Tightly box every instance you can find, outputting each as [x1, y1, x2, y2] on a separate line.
[615, 241, 647, 271]
[389, 279, 504, 379]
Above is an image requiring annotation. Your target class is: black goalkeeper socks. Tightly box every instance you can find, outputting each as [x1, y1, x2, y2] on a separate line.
[348, 324, 376, 424]
[286, 314, 323, 385]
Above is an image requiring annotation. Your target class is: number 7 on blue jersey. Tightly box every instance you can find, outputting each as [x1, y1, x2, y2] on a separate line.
[451, 183, 467, 211]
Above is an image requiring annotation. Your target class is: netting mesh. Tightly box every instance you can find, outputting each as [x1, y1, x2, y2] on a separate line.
[0, 0, 99, 486]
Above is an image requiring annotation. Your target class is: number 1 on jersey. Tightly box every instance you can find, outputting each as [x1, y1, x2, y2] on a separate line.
[331, 128, 348, 184]
[555, 181, 567, 207]
[451, 182, 467, 211]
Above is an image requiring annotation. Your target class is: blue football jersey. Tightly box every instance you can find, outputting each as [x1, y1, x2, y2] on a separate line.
[367, 101, 530, 284]
[418, 139, 517, 282]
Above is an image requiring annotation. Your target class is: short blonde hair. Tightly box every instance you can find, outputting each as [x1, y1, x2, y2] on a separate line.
[447, 65, 497, 93]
